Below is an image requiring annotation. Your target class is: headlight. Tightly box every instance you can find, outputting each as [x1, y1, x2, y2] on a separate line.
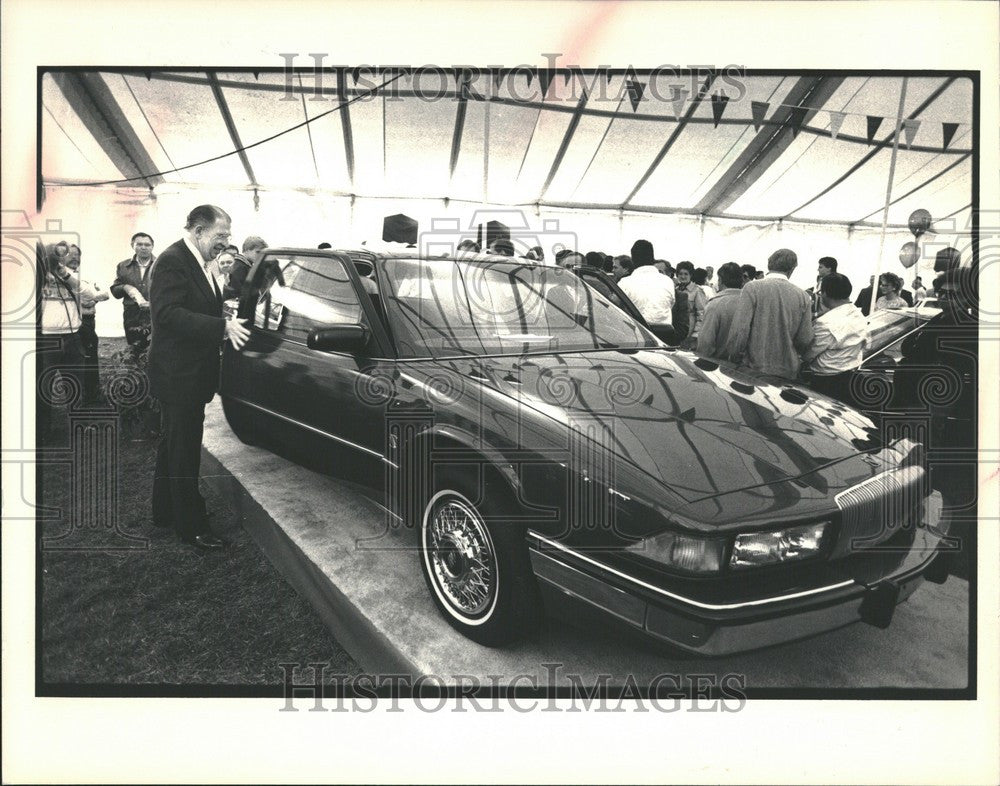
[625, 530, 725, 574]
[729, 522, 828, 570]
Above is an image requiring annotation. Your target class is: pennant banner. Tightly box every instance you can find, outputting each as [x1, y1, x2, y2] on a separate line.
[828, 111, 845, 140]
[788, 105, 808, 137]
[537, 69, 555, 99]
[750, 101, 769, 131]
[902, 118, 921, 148]
[866, 115, 883, 144]
[668, 85, 688, 119]
[626, 79, 646, 113]
[493, 70, 505, 92]
[711, 92, 730, 128]
[942, 122, 959, 150]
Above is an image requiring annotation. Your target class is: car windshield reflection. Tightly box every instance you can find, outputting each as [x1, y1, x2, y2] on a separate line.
[381, 258, 659, 358]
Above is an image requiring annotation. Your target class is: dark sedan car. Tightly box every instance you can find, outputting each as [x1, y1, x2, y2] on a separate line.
[219, 249, 953, 653]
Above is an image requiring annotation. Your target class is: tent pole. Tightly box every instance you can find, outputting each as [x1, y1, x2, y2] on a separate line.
[868, 77, 907, 323]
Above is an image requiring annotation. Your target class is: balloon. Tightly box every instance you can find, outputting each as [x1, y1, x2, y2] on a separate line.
[899, 241, 919, 268]
[908, 208, 932, 237]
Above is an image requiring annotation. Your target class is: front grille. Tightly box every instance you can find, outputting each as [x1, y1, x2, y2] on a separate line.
[832, 465, 925, 558]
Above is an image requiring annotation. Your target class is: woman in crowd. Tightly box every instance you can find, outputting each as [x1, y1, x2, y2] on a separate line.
[874, 272, 907, 311]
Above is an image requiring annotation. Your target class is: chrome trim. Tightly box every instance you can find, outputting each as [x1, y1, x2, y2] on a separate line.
[226, 396, 398, 467]
[528, 531, 855, 612]
[833, 465, 925, 557]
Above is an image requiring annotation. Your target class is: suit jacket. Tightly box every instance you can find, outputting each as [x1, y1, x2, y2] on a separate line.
[854, 285, 874, 316]
[111, 255, 156, 331]
[148, 239, 226, 404]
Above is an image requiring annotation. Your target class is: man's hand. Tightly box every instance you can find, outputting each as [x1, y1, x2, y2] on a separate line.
[224, 318, 251, 350]
[126, 284, 149, 308]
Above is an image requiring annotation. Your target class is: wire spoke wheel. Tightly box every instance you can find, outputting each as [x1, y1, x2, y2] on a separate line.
[426, 498, 497, 618]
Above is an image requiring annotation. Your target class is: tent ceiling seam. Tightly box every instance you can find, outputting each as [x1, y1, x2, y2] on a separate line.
[782, 77, 956, 219]
[207, 72, 258, 187]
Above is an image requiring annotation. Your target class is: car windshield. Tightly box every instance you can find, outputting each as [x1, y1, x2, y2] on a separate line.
[864, 305, 940, 360]
[381, 258, 658, 358]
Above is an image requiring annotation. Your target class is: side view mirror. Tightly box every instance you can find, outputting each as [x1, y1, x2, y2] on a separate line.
[307, 324, 369, 353]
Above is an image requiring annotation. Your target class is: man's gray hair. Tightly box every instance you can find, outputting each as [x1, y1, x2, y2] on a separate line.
[242, 235, 268, 253]
[767, 248, 798, 274]
[184, 204, 230, 231]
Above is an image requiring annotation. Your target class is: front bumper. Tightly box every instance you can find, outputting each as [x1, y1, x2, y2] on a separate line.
[528, 492, 953, 656]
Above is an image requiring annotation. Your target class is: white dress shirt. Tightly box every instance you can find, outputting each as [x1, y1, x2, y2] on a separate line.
[803, 302, 868, 374]
[618, 265, 675, 325]
[183, 236, 221, 297]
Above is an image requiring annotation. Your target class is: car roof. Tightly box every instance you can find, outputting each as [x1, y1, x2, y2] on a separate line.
[271, 247, 561, 267]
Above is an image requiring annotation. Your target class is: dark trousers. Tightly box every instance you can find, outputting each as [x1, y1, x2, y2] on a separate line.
[78, 314, 100, 402]
[152, 400, 209, 540]
[124, 310, 151, 359]
[37, 332, 86, 434]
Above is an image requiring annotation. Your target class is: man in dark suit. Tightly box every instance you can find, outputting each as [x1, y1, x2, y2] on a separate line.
[854, 275, 876, 316]
[149, 205, 250, 550]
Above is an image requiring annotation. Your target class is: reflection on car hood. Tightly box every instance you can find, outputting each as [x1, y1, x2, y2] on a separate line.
[422, 348, 881, 503]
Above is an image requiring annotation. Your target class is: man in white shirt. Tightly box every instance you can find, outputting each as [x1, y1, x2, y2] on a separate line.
[801, 272, 868, 402]
[619, 239, 674, 327]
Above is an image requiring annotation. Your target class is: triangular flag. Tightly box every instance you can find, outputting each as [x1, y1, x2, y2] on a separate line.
[625, 79, 645, 112]
[866, 115, 884, 144]
[942, 122, 959, 150]
[750, 101, 769, 131]
[669, 85, 688, 119]
[788, 105, 808, 137]
[828, 111, 845, 140]
[523, 68, 533, 89]
[902, 118, 921, 148]
[538, 68, 555, 99]
[563, 70, 573, 86]
[711, 92, 730, 128]
[493, 70, 504, 91]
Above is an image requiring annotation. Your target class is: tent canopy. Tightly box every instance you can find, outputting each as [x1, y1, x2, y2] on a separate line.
[41, 70, 973, 230]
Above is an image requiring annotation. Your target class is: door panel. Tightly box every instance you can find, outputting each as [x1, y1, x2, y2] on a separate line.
[222, 250, 390, 492]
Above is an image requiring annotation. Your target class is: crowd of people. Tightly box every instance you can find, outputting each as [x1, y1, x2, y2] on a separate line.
[36, 212, 976, 552]
[37, 231, 268, 432]
[510, 237, 969, 404]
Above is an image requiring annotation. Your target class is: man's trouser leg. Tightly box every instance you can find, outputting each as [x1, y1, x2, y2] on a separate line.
[78, 315, 100, 402]
[152, 400, 209, 540]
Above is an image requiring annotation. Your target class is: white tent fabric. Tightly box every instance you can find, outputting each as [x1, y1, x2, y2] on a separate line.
[38, 70, 974, 338]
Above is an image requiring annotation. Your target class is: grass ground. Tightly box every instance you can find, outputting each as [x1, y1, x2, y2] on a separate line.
[39, 337, 361, 686]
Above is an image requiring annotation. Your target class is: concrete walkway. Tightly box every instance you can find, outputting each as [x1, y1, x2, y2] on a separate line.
[201, 399, 970, 690]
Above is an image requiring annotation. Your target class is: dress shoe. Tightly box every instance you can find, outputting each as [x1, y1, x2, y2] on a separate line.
[184, 533, 226, 551]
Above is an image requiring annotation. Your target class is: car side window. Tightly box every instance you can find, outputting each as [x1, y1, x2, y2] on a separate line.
[254, 254, 367, 344]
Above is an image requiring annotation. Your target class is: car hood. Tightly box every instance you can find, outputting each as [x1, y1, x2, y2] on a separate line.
[418, 348, 882, 503]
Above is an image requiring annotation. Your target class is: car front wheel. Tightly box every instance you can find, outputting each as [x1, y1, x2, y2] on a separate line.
[418, 479, 540, 647]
